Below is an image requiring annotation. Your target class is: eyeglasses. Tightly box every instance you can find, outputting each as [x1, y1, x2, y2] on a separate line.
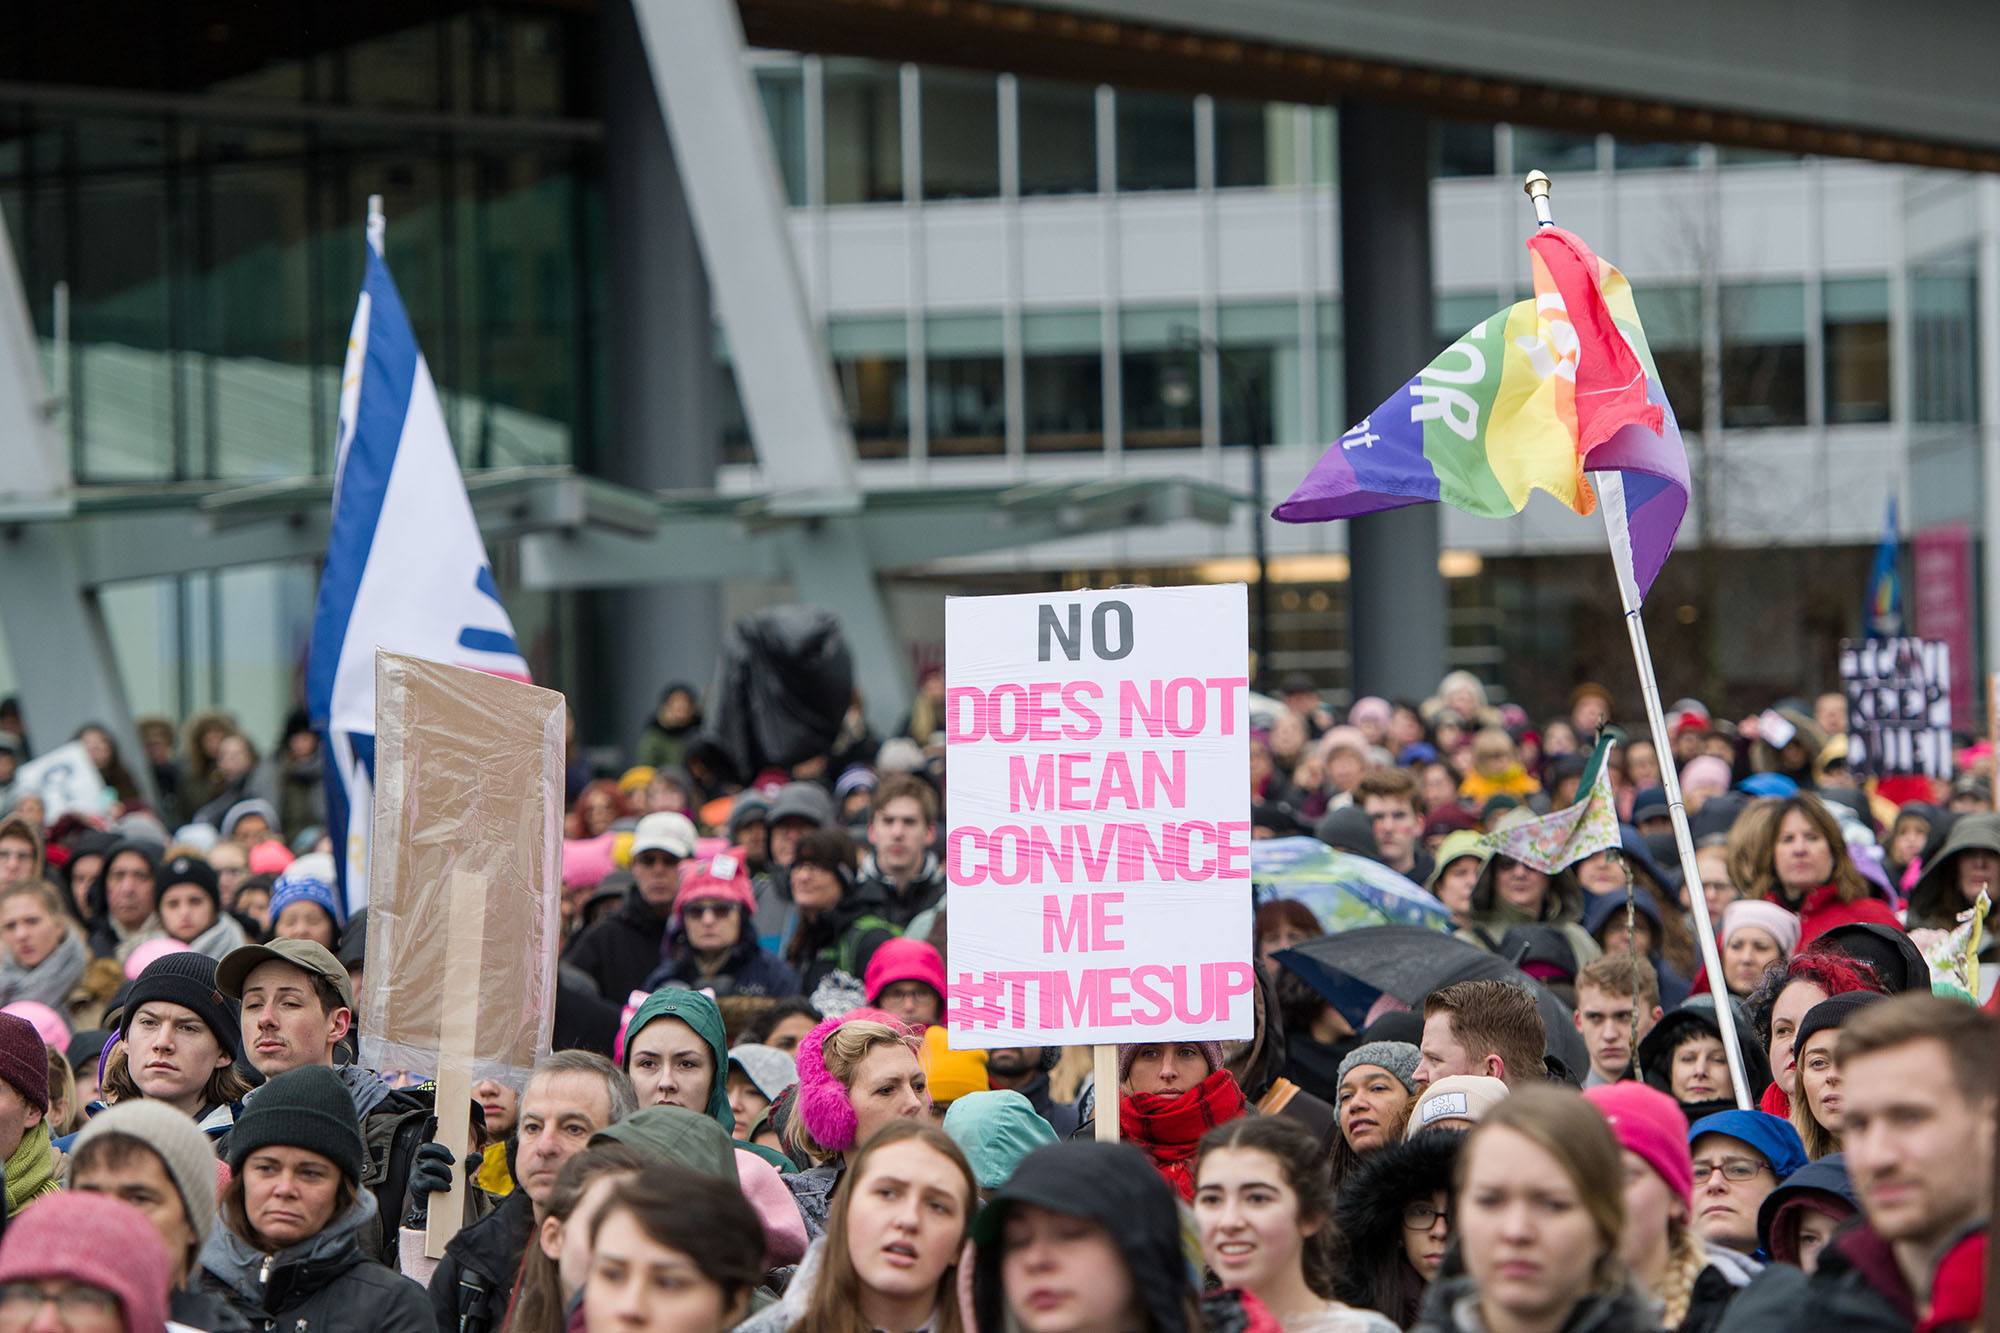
[1691, 1157, 1770, 1184]
[682, 902, 734, 921]
[1402, 1203, 1449, 1231]
[0, 1283, 121, 1326]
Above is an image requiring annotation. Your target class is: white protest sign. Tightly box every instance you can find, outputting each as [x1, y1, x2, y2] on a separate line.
[945, 585, 1254, 1049]
[1841, 637, 1952, 779]
[9, 742, 110, 822]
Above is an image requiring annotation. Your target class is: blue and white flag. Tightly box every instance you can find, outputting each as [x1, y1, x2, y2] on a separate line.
[306, 230, 530, 909]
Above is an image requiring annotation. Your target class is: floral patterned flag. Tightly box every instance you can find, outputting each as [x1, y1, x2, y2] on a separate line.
[1486, 735, 1621, 874]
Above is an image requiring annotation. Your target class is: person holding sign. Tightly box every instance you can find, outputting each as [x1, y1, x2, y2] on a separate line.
[1088, 1040, 1246, 1201]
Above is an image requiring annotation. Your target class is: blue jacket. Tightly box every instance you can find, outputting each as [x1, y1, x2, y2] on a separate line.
[641, 907, 799, 998]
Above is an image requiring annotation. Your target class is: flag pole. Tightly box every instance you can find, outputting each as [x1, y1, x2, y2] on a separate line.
[1525, 170, 1752, 1110]
[367, 194, 386, 258]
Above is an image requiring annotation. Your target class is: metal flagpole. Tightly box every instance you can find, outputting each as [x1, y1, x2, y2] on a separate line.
[1524, 171, 1752, 1109]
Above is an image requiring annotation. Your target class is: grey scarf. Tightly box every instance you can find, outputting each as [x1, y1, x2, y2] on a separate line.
[0, 928, 86, 1011]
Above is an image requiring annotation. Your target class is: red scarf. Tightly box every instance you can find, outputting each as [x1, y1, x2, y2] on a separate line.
[1118, 1069, 1248, 1199]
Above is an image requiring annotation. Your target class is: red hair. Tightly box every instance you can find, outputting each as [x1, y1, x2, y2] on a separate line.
[1786, 946, 1884, 998]
[565, 779, 629, 839]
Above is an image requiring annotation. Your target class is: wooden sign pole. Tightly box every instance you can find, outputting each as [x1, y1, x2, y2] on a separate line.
[1093, 1045, 1119, 1142]
[425, 869, 490, 1259]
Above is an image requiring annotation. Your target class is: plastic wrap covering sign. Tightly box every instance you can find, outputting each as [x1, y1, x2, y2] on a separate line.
[945, 586, 1255, 1049]
[364, 650, 562, 1103]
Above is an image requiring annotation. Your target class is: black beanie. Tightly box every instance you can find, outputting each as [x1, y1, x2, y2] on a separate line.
[1792, 990, 1886, 1059]
[228, 1065, 364, 1184]
[121, 951, 241, 1062]
[159, 855, 221, 914]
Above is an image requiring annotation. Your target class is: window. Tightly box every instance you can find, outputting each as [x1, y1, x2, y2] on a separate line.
[1823, 277, 1891, 424]
[823, 59, 903, 204]
[716, 326, 753, 464]
[1721, 282, 1807, 428]
[1017, 79, 1097, 195]
[756, 65, 808, 206]
[1316, 300, 1344, 438]
[920, 68, 999, 200]
[1613, 140, 1699, 171]
[1434, 120, 1497, 178]
[828, 317, 909, 457]
[1434, 293, 1502, 352]
[1115, 90, 1195, 192]
[1120, 306, 1202, 449]
[1638, 284, 1706, 434]
[1218, 303, 1301, 446]
[925, 314, 1005, 455]
[1911, 266, 1978, 426]
[1510, 127, 1598, 174]
[1023, 309, 1103, 452]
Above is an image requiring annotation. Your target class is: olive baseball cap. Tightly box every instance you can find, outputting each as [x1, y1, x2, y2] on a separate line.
[215, 938, 355, 1012]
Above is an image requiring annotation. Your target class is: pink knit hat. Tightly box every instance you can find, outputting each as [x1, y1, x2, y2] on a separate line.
[562, 833, 616, 890]
[864, 938, 947, 1008]
[0, 1001, 68, 1052]
[1584, 1081, 1694, 1210]
[1721, 899, 1801, 960]
[672, 848, 758, 923]
[735, 1149, 808, 1269]
[793, 1009, 918, 1154]
[122, 938, 191, 981]
[1117, 1040, 1227, 1083]
[246, 839, 294, 876]
[0, 1192, 172, 1333]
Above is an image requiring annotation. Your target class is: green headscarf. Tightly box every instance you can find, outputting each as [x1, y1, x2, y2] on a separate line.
[622, 988, 733, 1132]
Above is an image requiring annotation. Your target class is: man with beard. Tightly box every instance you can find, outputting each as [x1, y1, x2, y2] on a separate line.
[982, 1046, 1078, 1137]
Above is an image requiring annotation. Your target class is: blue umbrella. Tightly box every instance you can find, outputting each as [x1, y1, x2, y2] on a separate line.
[1252, 835, 1454, 934]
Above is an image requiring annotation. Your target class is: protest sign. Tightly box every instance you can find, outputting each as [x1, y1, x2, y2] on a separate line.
[7, 742, 109, 823]
[945, 585, 1255, 1051]
[1841, 637, 1952, 779]
[364, 651, 564, 1255]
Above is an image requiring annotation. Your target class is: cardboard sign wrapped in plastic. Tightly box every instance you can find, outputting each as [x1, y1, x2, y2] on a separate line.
[364, 650, 563, 1254]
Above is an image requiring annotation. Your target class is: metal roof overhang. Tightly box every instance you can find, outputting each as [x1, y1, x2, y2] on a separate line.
[12, 469, 1236, 589]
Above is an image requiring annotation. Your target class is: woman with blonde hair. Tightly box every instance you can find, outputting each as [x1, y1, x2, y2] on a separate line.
[1787, 992, 1884, 1161]
[1413, 1084, 1650, 1333]
[782, 1012, 929, 1236]
[742, 1121, 976, 1333]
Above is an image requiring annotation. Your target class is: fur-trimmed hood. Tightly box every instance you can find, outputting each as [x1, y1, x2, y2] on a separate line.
[1332, 1130, 1463, 1322]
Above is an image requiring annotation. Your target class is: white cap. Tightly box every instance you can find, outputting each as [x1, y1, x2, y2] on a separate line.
[630, 812, 697, 860]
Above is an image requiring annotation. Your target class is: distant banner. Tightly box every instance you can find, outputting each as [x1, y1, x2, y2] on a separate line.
[9, 742, 110, 823]
[1841, 637, 1952, 779]
[945, 585, 1254, 1049]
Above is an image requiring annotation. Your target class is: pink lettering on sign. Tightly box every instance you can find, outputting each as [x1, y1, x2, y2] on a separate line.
[946, 820, 1252, 886]
[1004, 750, 1187, 812]
[950, 962, 1257, 1033]
[1041, 893, 1126, 952]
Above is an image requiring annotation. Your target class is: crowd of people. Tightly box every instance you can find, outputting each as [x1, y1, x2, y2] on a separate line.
[0, 668, 1992, 1333]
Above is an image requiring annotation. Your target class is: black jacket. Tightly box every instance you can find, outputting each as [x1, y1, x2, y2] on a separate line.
[1007, 1070, 1081, 1140]
[200, 1195, 433, 1333]
[788, 881, 899, 997]
[1334, 1130, 1463, 1330]
[1712, 1221, 1909, 1333]
[858, 853, 947, 929]
[428, 1189, 535, 1333]
[563, 887, 669, 1001]
[641, 909, 800, 998]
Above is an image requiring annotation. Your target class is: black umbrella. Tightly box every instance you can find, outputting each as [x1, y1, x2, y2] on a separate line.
[1275, 925, 1588, 1080]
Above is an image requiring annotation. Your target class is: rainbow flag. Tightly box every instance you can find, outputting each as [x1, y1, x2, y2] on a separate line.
[1275, 226, 1690, 598]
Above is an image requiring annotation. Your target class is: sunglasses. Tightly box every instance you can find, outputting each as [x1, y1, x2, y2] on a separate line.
[683, 902, 735, 921]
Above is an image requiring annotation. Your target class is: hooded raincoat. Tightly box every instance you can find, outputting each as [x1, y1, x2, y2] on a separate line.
[1906, 812, 2000, 943]
[622, 989, 794, 1173]
[1455, 858, 1600, 969]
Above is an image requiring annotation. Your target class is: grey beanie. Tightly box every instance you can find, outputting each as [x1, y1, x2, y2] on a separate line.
[727, 1043, 798, 1102]
[71, 1099, 223, 1247]
[1336, 1040, 1422, 1094]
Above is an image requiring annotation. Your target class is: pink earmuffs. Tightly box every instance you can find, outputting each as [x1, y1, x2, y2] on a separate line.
[793, 1008, 912, 1154]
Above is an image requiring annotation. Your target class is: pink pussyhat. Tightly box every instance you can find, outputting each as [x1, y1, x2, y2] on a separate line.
[123, 937, 192, 981]
[0, 1001, 68, 1051]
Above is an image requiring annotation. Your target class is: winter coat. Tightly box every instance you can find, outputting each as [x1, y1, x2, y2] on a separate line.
[783, 1162, 841, 1240]
[620, 989, 796, 1175]
[427, 1189, 535, 1333]
[563, 886, 670, 1001]
[639, 908, 799, 998]
[199, 1192, 433, 1333]
[1714, 1217, 1984, 1333]
[786, 882, 900, 1007]
[1789, 883, 1903, 949]
[1333, 1130, 1463, 1330]
[1411, 1270, 1659, 1333]
[1582, 891, 1691, 1008]
[1456, 860, 1600, 968]
[637, 720, 699, 772]
[752, 866, 796, 954]
[1754, 1154, 1857, 1263]
[1227, 960, 1341, 1155]
[1906, 812, 2000, 936]
[0, 927, 87, 1011]
[1676, 1247, 1759, 1333]
[856, 852, 947, 930]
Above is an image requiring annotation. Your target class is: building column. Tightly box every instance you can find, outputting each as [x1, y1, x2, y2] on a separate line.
[591, 0, 726, 753]
[1339, 100, 1447, 699]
